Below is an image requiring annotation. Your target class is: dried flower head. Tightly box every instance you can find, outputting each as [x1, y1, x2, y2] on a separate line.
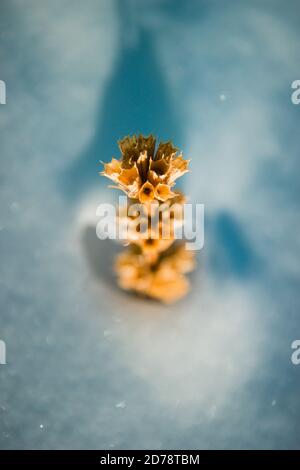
[101, 135, 189, 204]
[101, 135, 196, 304]
[115, 244, 195, 304]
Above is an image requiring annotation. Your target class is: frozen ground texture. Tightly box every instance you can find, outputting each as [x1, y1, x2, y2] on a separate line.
[0, 0, 300, 449]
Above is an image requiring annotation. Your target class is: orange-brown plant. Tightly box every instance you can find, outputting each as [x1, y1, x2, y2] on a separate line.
[101, 135, 195, 303]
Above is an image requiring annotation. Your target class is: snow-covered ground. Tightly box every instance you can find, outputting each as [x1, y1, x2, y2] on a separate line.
[0, 0, 299, 449]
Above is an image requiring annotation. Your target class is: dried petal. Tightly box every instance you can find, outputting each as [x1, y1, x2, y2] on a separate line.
[136, 151, 150, 183]
[118, 165, 139, 186]
[150, 158, 170, 177]
[154, 183, 177, 202]
[137, 134, 156, 158]
[155, 141, 177, 162]
[101, 158, 122, 183]
[138, 181, 155, 204]
[149, 273, 190, 304]
[167, 154, 190, 185]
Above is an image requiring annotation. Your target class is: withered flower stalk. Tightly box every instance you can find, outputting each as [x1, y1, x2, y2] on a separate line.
[101, 135, 195, 304]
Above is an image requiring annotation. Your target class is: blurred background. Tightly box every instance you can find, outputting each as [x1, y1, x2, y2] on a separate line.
[0, 0, 300, 449]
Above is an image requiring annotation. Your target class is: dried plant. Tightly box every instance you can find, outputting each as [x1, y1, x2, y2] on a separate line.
[101, 135, 195, 303]
[101, 135, 189, 204]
